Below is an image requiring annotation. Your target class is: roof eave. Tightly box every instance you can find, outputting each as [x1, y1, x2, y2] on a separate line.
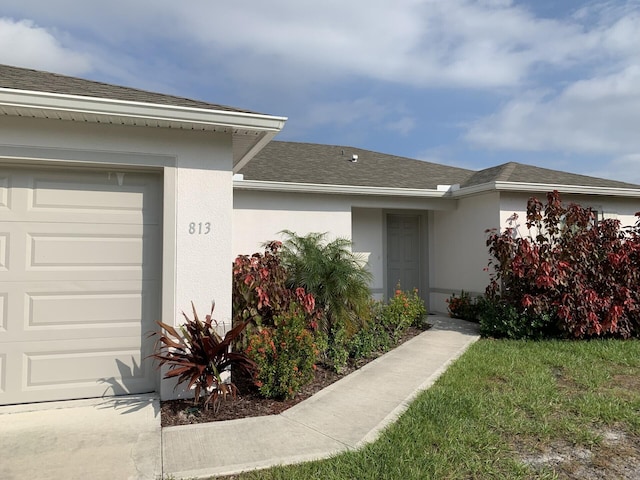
[0, 88, 287, 169]
[454, 181, 640, 198]
[233, 179, 451, 197]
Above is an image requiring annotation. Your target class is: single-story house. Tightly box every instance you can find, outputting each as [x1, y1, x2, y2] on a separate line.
[0, 64, 285, 405]
[234, 141, 640, 313]
[1, 64, 639, 406]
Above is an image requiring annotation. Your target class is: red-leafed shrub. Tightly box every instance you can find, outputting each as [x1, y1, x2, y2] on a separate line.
[232, 241, 322, 397]
[232, 241, 319, 332]
[151, 302, 256, 412]
[485, 191, 640, 339]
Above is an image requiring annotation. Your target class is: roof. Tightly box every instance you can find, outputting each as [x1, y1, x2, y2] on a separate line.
[0, 64, 258, 114]
[238, 142, 640, 196]
[463, 162, 640, 190]
[239, 141, 474, 189]
[0, 64, 286, 172]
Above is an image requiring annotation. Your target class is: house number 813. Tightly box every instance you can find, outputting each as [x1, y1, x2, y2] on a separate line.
[189, 222, 211, 235]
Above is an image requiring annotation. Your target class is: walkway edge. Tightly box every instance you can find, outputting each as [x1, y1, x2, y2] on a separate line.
[356, 333, 479, 448]
[162, 317, 480, 479]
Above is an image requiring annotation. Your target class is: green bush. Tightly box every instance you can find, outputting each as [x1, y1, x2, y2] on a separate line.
[446, 290, 479, 322]
[381, 288, 427, 342]
[477, 297, 557, 340]
[245, 303, 318, 399]
[278, 231, 373, 337]
[347, 308, 391, 359]
[348, 289, 427, 361]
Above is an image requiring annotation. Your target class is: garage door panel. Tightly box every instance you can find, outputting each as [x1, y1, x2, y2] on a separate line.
[28, 291, 144, 327]
[28, 232, 144, 268]
[0, 352, 5, 394]
[0, 224, 160, 281]
[24, 339, 152, 388]
[0, 232, 7, 271]
[0, 292, 5, 331]
[0, 280, 159, 341]
[0, 174, 8, 211]
[0, 166, 161, 405]
[0, 169, 161, 225]
[0, 338, 154, 404]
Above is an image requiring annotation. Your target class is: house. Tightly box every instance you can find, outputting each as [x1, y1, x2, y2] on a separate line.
[0, 64, 285, 405]
[234, 141, 640, 313]
[1, 64, 638, 406]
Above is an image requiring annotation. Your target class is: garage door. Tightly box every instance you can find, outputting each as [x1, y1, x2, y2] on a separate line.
[0, 166, 161, 405]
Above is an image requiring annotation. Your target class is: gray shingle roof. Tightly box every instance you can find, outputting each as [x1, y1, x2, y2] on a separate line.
[239, 141, 474, 189]
[463, 162, 640, 190]
[0, 63, 259, 114]
[242, 143, 640, 191]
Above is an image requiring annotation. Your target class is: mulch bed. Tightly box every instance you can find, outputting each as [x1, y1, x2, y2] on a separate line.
[161, 325, 429, 427]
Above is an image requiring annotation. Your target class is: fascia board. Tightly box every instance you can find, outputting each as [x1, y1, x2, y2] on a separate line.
[0, 88, 287, 132]
[453, 181, 640, 198]
[233, 179, 449, 197]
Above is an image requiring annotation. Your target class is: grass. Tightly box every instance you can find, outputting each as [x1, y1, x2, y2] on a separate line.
[222, 338, 640, 479]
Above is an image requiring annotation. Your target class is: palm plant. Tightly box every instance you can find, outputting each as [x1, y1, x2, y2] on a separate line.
[277, 230, 373, 337]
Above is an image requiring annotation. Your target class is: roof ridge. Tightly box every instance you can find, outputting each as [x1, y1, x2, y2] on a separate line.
[496, 162, 518, 181]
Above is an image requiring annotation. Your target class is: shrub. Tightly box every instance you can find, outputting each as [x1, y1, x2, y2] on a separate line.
[150, 302, 255, 412]
[446, 291, 479, 322]
[476, 297, 556, 340]
[486, 190, 640, 339]
[380, 288, 427, 342]
[232, 241, 320, 341]
[347, 302, 391, 360]
[278, 231, 373, 337]
[245, 303, 319, 399]
[277, 231, 373, 372]
[348, 289, 427, 361]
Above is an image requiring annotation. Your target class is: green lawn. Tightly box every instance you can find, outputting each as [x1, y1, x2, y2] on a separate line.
[225, 338, 640, 479]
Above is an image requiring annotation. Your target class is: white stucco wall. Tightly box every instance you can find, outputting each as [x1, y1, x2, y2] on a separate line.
[233, 190, 353, 255]
[352, 208, 384, 299]
[0, 116, 235, 400]
[500, 191, 640, 231]
[430, 192, 500, 312]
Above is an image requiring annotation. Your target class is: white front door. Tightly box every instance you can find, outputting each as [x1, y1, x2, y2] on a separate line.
[386, 214, 421, 298]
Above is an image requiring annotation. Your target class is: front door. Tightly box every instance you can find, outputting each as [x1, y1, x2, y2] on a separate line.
[386, 214, 421, 298]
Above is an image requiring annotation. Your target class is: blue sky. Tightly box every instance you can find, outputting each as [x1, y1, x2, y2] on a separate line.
[1, 0, 640, 183]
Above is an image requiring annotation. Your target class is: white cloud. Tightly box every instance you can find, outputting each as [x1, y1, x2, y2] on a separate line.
[5, 0, 631, 90]
[0, 17, 91, 75]
[465, 65, 640, 155]
[387, 117, 416, 136]
[587, 154, 640, 185]
[176, 0, 599, 89]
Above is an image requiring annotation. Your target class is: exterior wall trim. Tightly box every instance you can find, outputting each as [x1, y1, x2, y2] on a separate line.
[234, 179, 451, 198]
[454, 181, 640, 198]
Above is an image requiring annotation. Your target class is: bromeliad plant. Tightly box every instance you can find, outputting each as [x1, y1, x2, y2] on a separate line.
[151, 302, 256, 412]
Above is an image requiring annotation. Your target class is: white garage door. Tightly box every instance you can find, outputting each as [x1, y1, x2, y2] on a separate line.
[0, 166, 162, 405]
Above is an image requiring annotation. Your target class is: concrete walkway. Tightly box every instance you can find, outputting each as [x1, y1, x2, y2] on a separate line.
[0, 315, 479, 480]
[163, 316, 479, 478]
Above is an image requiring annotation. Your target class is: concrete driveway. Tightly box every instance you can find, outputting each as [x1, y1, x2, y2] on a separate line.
[0, 394, 161, 480]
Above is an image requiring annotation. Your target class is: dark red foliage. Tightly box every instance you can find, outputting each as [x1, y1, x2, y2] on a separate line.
[486, 190, 640, 339]
[150, 302, 256, 411]
[232, 241, 321, 331]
